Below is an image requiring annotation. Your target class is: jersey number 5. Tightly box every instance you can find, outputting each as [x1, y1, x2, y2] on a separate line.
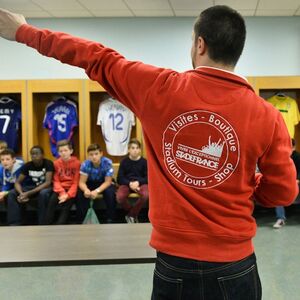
[54, 113, 67, 132]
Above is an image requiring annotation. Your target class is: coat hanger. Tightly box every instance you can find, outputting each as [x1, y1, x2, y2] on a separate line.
[275, 91, 286, 98]
[0, 96, 13, 103]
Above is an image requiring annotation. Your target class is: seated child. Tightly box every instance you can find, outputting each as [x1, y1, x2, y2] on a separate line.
[0, 149, 23, 222]
[77, 143, 116, 223]
[116, 139, 148, 223]
[7, 146, 54, 225]
[44, 140, 80, 225]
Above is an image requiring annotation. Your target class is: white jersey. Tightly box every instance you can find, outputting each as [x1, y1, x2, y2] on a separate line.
[97, 98, 135, 156]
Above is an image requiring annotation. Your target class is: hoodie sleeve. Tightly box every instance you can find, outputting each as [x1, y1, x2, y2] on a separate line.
[53, 161, 66, 196]
[16, 24, 174, 119]
[254, 112, 298, 206]
[67, 159, 80, 199]
[137, 158, 148, 185]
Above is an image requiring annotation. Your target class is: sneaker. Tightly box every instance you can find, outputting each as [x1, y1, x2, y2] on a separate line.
[273, 219, 285, 229]
[125, 215, 135, 224]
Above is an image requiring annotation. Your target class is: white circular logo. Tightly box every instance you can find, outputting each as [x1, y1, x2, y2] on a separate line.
[163, 110, 240, 189]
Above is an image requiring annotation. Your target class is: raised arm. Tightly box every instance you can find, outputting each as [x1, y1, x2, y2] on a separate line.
[0, 9, 174, 118]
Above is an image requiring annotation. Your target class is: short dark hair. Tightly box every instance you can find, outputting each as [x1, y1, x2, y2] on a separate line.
[0, 148, 16, 158]
[128, 138, 141, 149]
[87, 143, 102, 153]
[193, 5, 246, 66]
[30, 145, 44, 154]
[57, 139, 73, 150]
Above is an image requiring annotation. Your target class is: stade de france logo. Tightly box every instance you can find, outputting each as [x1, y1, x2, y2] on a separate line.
[163, 110, 240, 189]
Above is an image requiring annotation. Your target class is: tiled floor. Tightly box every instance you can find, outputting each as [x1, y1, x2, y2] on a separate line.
[0, 206, 299, 300]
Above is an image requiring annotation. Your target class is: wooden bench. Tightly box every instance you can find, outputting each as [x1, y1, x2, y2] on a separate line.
[0, 223, 155, 267]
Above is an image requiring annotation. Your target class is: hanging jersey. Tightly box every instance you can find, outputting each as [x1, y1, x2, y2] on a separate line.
[267, 95, 300, 138]
[97, 98, 135, 156]
[0, 97, 21, 151]
[43, 97, 78, 157]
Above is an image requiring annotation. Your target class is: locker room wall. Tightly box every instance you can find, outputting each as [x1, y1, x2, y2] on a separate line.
[0, 16, 300, 79]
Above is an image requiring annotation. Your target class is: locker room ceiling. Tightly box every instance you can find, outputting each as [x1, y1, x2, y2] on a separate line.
[0, 0, 299, 18]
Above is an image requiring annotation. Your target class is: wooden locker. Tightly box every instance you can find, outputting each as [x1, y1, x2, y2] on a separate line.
[26, 79, 85, 161]
[0, 80, 27, 160]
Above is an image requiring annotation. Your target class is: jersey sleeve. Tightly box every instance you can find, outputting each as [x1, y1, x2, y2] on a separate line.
[255, 112, 298, 206]
[80, 161, 89, 176]
[97, 102, 103, 126]
[105, 160, 114, 177]
[43, 107, 50, 129]
[16, 24, 175, 119]
[70, 101, 79, 128]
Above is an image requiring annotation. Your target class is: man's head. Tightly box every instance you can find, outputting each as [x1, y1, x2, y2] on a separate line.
[30, 146, 44, 165]
[128, 139, 141, 159]
[0, 140, 8, 154]
[191, 5, 246, 69]
[57, 140, 73, 161]
[0, 148, 16, 170]
[87, 143, 103, 165]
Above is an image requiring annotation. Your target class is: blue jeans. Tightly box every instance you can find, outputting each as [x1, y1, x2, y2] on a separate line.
[275, 206, 286, 220]
[151, 252, 261, 300]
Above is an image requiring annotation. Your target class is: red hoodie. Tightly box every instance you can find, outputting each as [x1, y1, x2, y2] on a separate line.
[16, 25, 298, 262]
[53, 156, 80, 199]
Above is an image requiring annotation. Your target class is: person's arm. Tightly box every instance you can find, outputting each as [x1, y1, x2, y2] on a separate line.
[96, 176, 112, 194]
[135, 159, 148, 185]
[66, 161, 80, 199]
[0, 9, 174, 118]
[22, 171, 53, 198]
[90, 176, 112, 200]
[14, 173, 25, 194]
[254, 113, 298, 206]
[117, 160, 130, 186]
[79, 173, 89, 192]
[53, 167, 65, 196]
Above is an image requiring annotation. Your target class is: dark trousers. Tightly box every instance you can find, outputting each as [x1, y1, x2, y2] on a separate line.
[7, 187, 52, 225]
[76, 182, 116, 223]
[151, 252, 262, 300]
[116, 184, 149, 217]
[44, 192, 75, 225]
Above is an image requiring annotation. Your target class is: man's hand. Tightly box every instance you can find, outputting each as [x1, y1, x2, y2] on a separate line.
[0, 8, 27, 41]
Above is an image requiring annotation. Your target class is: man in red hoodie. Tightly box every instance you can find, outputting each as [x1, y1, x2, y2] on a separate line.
[44, 139, 80, 225]
[0, 5, 298, 299]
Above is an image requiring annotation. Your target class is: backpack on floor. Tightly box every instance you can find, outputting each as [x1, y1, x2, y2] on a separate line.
[83, 200, 100, 224]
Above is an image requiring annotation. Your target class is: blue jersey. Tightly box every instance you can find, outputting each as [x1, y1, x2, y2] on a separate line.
[80, 157, 114, 183]
[0, 159, 24, 191]
[43, 97, 78, 157]
[0, 97, 21, 151]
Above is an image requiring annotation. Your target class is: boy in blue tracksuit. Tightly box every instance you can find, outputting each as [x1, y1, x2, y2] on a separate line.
[0, 149, 23, 213]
